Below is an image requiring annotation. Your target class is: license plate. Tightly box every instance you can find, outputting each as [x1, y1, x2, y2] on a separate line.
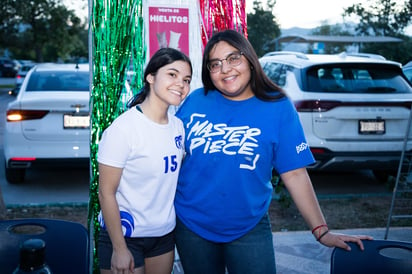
[359, 119, 385, 134]
[63, 114, 90, 128]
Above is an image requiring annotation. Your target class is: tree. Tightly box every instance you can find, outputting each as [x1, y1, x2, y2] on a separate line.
[0, 0, 88, 62]
[343, 0, 412, 63]
[0, 0, 20, 55]
[344, 0, 411, 36]
[247, 0, 281, 57]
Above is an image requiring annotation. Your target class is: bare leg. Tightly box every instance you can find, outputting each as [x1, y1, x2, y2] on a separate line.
[144, 250, 175, 274]
[100, 267, 144, 274]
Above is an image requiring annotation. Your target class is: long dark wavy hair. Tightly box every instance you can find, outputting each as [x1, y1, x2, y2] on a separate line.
[128, 47, 192, 107]
[202, 29, 284, 101]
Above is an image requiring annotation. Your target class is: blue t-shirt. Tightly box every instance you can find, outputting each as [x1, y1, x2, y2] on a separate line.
[175, 88, 315, 242]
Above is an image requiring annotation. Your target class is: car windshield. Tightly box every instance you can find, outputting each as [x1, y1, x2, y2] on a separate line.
[403, 67, 412, 83]
[305, 64, 411, 94]
[26, 71, 89, 92]
[20, 65, 35, 72]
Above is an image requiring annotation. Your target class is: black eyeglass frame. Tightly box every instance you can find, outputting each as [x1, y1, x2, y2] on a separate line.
[207, 52, 244, 73]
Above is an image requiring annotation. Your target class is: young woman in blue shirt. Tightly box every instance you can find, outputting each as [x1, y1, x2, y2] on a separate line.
[175, 29, 372, 274]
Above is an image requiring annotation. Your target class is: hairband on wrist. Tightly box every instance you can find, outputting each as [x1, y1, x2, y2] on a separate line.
[316, 230, 329, 242]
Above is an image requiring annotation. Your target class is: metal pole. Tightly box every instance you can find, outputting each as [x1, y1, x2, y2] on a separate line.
[384, 104, 412, 239]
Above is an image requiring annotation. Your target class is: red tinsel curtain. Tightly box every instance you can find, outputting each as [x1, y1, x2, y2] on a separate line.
[199, 0, 247, 49]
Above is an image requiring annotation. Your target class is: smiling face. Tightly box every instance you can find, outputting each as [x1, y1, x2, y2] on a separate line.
[147, 60, 192, 107]
[208, 41, 253, 101]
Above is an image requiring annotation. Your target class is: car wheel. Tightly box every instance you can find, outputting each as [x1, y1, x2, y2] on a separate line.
[372, 170, 394, 183]
[5, 165, 26, 184]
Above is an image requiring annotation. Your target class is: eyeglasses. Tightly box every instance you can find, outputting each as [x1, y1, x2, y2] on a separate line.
[207, 52, 244, 73]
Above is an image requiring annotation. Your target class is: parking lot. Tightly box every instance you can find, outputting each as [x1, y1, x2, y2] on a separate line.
[0, 83, 88, 205]
[0, 76, 393, 206]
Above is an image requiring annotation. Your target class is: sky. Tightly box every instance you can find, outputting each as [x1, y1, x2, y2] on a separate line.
[71, 0, 361, 27]
[68, 0, 411, 36]
[246, 0, 412, 35]
[246, 0, 365, 29]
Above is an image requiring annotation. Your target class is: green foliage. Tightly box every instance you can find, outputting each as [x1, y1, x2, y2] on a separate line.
[271, 173, 292, 209]
[343, 0, 412, 64]
[344, 0, 411, 36]
[361, 35, 412, 64]
[0, 0, 88, 62]
[247, 0, 280, 57]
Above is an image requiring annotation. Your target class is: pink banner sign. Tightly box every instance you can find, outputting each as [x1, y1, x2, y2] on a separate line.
[148, 6, 189, 57]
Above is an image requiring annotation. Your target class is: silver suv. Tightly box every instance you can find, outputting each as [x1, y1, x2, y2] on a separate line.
[259, 52, 412, 181]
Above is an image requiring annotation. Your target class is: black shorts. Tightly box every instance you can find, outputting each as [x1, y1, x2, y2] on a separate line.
[98, 229, 175, 270]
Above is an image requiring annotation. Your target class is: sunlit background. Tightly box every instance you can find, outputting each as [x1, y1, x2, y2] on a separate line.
[65, 0, 412, 35]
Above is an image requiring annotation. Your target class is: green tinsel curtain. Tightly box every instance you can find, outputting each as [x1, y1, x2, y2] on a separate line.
[89, 0, 144, 272]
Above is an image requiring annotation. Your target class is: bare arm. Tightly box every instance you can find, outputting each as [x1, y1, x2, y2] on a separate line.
[98, 163, 134, 272]
[280, 168, 373, 251]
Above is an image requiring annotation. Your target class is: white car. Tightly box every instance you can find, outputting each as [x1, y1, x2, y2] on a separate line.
[259, 52, 412, 181]
[4, 63, 91, 183]
[403, 61, 412, 83]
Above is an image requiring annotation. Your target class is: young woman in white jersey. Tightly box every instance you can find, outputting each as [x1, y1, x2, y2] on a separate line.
[97, 48, 192, 274]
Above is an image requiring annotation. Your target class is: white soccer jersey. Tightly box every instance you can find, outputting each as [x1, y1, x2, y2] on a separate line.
[98, 107, 185, 237]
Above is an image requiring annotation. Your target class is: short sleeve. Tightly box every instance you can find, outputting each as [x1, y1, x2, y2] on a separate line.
[272, 100, 315, 174]
[97, 123, 131, 168]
